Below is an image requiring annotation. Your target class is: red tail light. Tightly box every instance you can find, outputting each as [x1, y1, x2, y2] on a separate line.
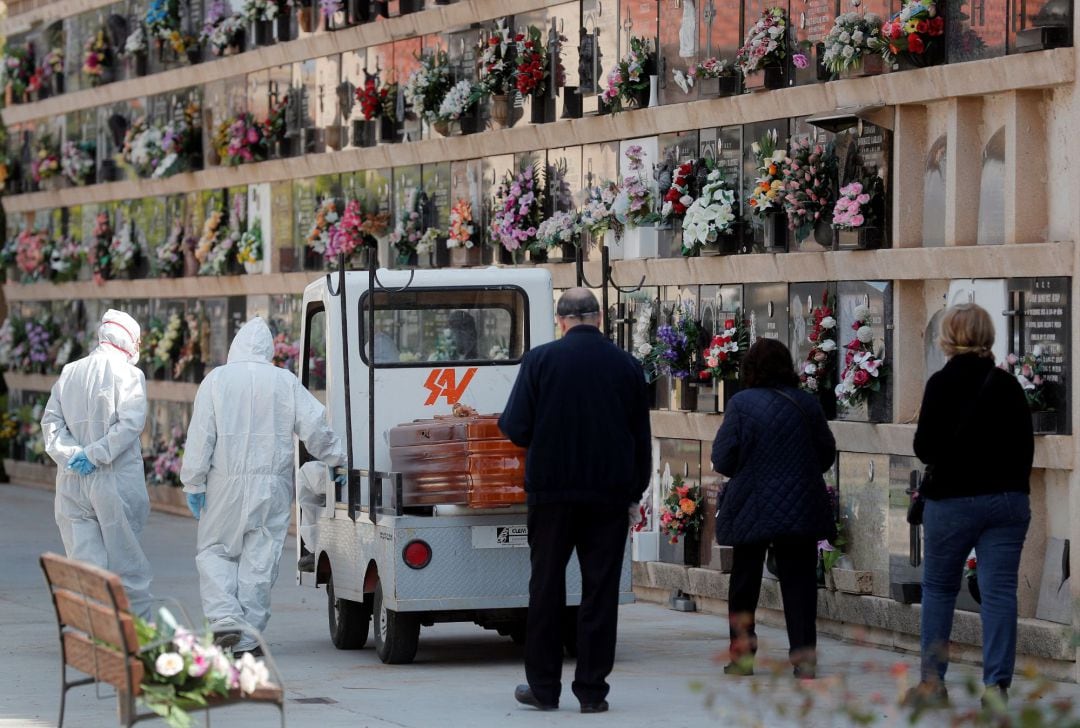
[402, 540, 432, 569]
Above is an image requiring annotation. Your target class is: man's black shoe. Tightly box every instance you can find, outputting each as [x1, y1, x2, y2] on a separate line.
[580, 700, 609, 714]
[232, 646, 265, 659]
[297, 553, 316, 572]
[514, 684, 557, 711]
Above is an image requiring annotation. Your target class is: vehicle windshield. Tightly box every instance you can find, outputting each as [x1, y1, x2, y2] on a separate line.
[359, 286, 528, 367]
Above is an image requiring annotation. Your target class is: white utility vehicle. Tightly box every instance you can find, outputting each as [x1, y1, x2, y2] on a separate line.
[296, 266, 633, 664]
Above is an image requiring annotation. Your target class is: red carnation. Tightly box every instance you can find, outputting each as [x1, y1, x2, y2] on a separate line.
[724, 319, 735, 329]
[907, 34, 925, 54]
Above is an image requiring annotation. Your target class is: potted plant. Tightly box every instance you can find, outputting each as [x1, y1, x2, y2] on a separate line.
[781, 137, 836, 248]
[579, 180, 624, 260]
[122, 24, 149, 77]
[478, 22, 518, 129]
[698, 312, 749, 411]
[736, 7, 789, 90]
[243, 0, 291, 45]
[2, 44, 35, 105]
[798, 291, 839, 419]
[614, 145, 660, 259]
[389, 187, 424, 266]
[600, 35, 656, 113]
[879, 0, 945, 70]
[41, 48, 65, 96]
[534, 210, 582, 263]
[835, 304, 886, 415]
[681, 165, 738, 257]
[82, 27, 114, 87]
[263, 94, 293, 158]
[237, 222, 264, 274]
[646, 304, 701, 411]
[30, 134, 62, 191]
[326, 200, 388, 269]
[659, 474, 704, 566]
[489, 163, 544, 264]
[110, 220, 144, 280]
[403, 50, 453, 136]
[435, 80, 485, 136]
[1002, 349, 1059, 434]
[747, 130, 788, 251]
[822, 12, 886, 78]
[156, 221, 186, 278]
[832, 176, 885, 249]
[415, 226, 444, 269]
[447, 198, 481, 266]
[88, 212, 114, 284]
[354, 76, 391, 147]
[214, 113, 268, 166]
[320, 0, 348, 30]
[202, 1, 246, 57]
[60, 140, 96, 186]
[513, 26, 561, 124]
[673, 56, 741, 97]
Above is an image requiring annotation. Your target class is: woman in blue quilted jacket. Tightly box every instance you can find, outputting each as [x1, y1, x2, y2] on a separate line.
[711, 338, 837, 680]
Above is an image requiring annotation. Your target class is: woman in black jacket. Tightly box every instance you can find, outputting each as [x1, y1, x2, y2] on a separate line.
[711, 339, 836, 680]
[906, 303, 1033, 709]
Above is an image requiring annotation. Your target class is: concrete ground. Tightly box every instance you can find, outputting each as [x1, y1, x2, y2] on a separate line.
[3, 483, 1080, 728]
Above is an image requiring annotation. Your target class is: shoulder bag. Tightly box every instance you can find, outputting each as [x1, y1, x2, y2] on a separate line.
[907, 367, 997, 525]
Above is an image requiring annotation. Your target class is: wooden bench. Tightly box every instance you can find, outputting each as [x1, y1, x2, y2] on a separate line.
[40, 552, 285, 727]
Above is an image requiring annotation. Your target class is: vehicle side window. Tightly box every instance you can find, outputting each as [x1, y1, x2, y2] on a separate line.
[303, 305, 327, 397]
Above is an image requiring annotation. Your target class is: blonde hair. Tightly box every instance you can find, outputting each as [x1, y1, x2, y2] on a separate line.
[939, 303, 995, 359]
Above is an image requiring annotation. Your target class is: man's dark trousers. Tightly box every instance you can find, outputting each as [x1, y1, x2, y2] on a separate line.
[525, 502, 628, 706]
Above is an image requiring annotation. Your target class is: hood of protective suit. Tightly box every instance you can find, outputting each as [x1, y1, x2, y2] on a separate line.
[98, 309, 141, 366]
[228, 317, 274, 365]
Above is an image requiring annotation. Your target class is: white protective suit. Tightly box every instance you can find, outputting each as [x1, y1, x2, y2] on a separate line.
[297, 460, 330, 548]
[181, 317, 344, 648]
[41, 309, 154, 618]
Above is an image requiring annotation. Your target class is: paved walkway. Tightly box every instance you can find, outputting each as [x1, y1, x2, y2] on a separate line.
[2, 483, 1078, 727]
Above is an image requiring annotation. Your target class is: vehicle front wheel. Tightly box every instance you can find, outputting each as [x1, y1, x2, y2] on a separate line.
[372, 580, 420, 664]
[327, 573, 370, 649]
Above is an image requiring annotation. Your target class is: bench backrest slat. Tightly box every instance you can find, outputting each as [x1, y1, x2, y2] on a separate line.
[62, 632, 144, 695]
[53, 587, 138, 651]
[40, 553, 130, 612]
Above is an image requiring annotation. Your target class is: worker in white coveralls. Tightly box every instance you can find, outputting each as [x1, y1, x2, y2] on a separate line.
[181, 317, 344, 656]
[41, 309, 154, 618]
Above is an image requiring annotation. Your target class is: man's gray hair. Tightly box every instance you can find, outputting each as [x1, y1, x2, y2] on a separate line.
[557, 287, 601, 318]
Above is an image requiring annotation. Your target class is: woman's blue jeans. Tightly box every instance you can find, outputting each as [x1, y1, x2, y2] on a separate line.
[921, 491, 1030, 688]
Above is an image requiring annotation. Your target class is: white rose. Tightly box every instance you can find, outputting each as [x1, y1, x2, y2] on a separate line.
[853, 304, 871, 321]
[856, 326, 875, 343]
[819, 316, 836, 329]
[820, 339, 837, 352]
[155, 652, 185, 677]
[804, 363, 817, 375]
[237, 653, 270, 695]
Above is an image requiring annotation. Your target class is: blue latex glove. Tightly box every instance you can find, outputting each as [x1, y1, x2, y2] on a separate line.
[186, 492, 205, 520]
[334, 472, 348, 490]
[67, 451, 96, 476]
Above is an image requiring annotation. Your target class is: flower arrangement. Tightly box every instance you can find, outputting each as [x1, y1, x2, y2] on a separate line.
[135, 607, 272, 727]
[60, 141, 95, 186]
[659, 474, 703, 544]
[403, 51, 452, 124]
[736, 7, 789, 76]
[631, 298, 657, 369]
[416, 227, 441, 256]
[320, 0, 343, 19]
[1003, 349, 1050, 412]
[535, 210, 582, 250]
[306, 199, 340, 258]
[89, 212, 114, 284]
[123, 119, 165, 178]
[215, 113, 267, 166]
[356, 76, 393, 121]
[157, 221, 186, 278]
[273, 333, 300, 369]
[389, 187, 424, 262]
[242, 0, 290, 21]
[2, 44, 36, 102]
[202, 0, 246, 57]
[31, 134, 61, 184]
[879, 0, 944, 67]
[146, 0, 190, 54]
[173, 312, 205, 379]
[513, 26, 550, 97]
[237, 222, 263, 268]
[0, 315, 59, 374]
[124, 25, 149, 57]
[263, 94, 290, 144]
[82, 28, 112, 86]
[41, 48, 64, 79]
[672, 57, 735, 94]
[489, 163, 543, 255]
[149, 426, 185, 487]
[326, 200, 387, 268]
[199, 196, 245, 275]
[822, 13, 885, 74]
[747, 130, 786, 219]
[15, 229, 50, 281]
[832, 178, 883, 229]
[580, 181, 623, 242]
[613, 146, 658, 228]
[447, 199, 475, 249]
[195, 210, 225, 272]
[478, 21, 515, 96]
[602, 35, 655, 113]
[798, 292, 838, 395]
[153, 312, 184, 376]
[155, 102, 202, 178]
[835, 304, 885, 409]
[661, 161, 696, 222]
[437, 80, 484, 123]
[647, 304, 700, 380]
[781, 137, 835, 241]
[682, 167, 737, 256]
[699, 313, 748, 381]
[110, 221, 140, 277]
[49, 236, 84, 283]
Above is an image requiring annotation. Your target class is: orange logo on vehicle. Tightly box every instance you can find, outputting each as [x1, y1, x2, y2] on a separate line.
[423, 368, 478, 406]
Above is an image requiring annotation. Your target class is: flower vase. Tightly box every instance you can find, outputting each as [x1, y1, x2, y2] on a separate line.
[186, 45, 203, 65]
[353, 120, 378, 147]
[967, 574, 981, 604]
[623, 225, 660, 259]
[647, 75, 659, 107]
[379, 116, 400, 144]
[450, 245, 482, 267]
[349, 0, 372, 24]
[255, 19, 275, 45]
[458, 107, 481, 135]
[555, 243, 578, 263]
[761, 212, 788, 252]
[818, 388, 837, 420]
[670, 378, 698, 412]
[132, 53, 148, 78]
[529, 248, 548, 265]
[51, 74, 64, 96]
[434, 237, 451, 268]
[743, 64, 785, 91]
[489, 94, 512, 129]
[398, 0, 421, 15]
[683, 530, 701, 568]
[297, 5, 315, 32]
[603, 229, 625, 260]
[833, 226, 884, 251]
[840, 54, 884, 79]
[183, 248, 200, 277]
[244, 261, 262, 274]
[397, 251, 419, 267]
[720, 378, 742, 411]
[1032, 410, 1060, 435]
[530, 93, 556, 124]
[431, 119, 451, 137]
[276, 12, 293, 40]
[325, 125, 344, 151]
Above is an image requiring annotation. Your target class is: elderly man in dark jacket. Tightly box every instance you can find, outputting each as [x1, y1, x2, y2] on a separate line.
[712, 338, 836, 679]
[499, 287, 651, 714]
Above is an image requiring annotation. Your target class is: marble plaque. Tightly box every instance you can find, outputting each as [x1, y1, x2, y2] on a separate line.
[742, 119, 790, 250]
[580, 0, 619, 113]
[792, 0, 836, 85]
[948, 0, 1006, 63]
[547, 147, 584, 212]
[1008, 277, 1071, 434]
[837, 280, 893, 423]
[744, 282, 788, 348]
[789, 282, 836, 368]
[422, 162, 452, 230]
[887, 456, 925, 603]
[655, 439, 703, 565]
[658, 0, 697, 105]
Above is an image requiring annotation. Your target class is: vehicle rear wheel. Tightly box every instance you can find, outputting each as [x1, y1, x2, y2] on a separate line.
[327, 573, 370, 649]
[562, 606, 579, 657]
[372, 580, 420, 664]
